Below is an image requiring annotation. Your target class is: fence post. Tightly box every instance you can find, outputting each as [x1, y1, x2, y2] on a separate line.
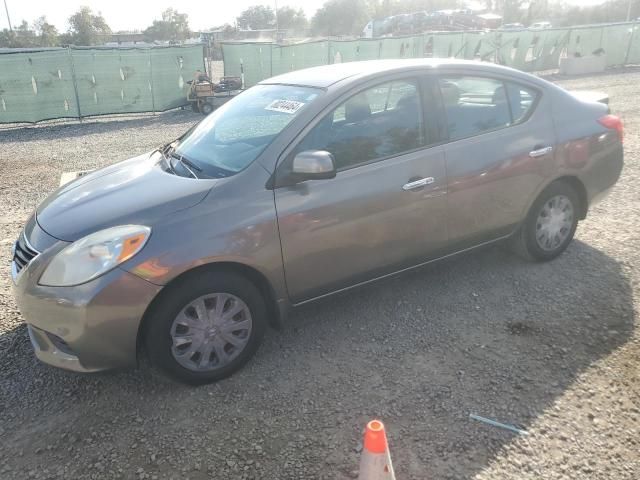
[599, 26, 605, 52]
[563, 28, 572, 66]
[270, 43, 274, 77]
[67, 47, 83, 122]
[624, 22, 636, 65]
[149, 49, 156, 115]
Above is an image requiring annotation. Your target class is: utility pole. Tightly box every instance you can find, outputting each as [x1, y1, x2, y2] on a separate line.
[3, 0, 12, 31]
[627, 0, 633, 22]
[274, 0, 279, 32]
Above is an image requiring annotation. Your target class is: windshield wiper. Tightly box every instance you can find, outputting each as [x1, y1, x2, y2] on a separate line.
[170, 151, 202, 172]
[153, 144, 181, 176]
[153, 143, 200, 179]
[158, 142, 231, 179]
[169, 152, 201, 179]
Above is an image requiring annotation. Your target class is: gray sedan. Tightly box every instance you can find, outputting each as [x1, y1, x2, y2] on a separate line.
[12, 59, 623, 384]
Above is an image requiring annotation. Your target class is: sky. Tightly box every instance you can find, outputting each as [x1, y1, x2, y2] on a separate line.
[1, 0, 609, 33]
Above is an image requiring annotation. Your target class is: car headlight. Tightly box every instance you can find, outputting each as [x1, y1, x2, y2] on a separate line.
[39, 225, 151, 287]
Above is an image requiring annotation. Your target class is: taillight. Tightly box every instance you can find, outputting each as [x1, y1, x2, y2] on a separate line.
[598, 114, 624, 143]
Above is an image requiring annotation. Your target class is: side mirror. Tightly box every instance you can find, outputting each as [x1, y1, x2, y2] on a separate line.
[291, 150, 337, 181]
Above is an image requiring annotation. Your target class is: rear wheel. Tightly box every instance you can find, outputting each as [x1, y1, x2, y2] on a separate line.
[512, 181, 580, 261]
[144, 271, 267, 385]
[200, 102, 214, 115]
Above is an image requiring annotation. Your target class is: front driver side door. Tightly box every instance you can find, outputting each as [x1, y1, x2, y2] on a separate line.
[274, 77, 449, 304]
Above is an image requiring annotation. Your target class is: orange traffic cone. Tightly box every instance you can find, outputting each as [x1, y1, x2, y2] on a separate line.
[358, 420, 396, 480]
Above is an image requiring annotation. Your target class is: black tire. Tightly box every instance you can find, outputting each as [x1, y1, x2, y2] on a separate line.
[200, 102, 214, 115]
[144, 270, 267, 385]
[190, 102, 200, 113]
[511, 181, 580, 262]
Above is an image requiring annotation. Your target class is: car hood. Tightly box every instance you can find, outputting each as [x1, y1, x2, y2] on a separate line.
[36, 152, 215, 241]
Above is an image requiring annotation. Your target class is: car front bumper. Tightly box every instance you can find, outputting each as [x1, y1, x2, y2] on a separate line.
[12, 234, 162, 373]
[26, 324, 103, 373]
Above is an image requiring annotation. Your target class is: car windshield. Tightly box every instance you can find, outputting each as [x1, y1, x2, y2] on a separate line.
[173, 84, 321, 178]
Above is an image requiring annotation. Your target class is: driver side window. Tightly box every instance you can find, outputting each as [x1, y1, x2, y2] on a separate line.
[296, 79, 424, 170]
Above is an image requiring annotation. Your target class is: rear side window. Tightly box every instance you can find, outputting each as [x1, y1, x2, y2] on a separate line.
[296, 79, 424, 170]
[505, 83, 538, 123]
[439, 76, 511, 141]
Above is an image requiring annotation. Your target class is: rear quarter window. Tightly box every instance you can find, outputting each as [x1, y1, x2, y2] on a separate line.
[505, 83, 540, 124]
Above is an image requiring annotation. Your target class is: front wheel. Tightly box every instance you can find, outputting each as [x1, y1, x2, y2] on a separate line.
[512, 181, 580, 261]
[144, 271, 267, 385]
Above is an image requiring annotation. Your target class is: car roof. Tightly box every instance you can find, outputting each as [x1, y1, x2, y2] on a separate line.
[258, 58, 537, 89]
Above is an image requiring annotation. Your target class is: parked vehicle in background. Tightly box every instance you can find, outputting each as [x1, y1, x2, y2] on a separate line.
[499, 23, 525, 31]
[530, 21, 552, 30]
[12, 59, 623, 384]
[411, 11, 429, 31]
[186, 72, 243, 115]
[362, 8, 486, 37]
[362, 20, 375, 38]
[395, 14, 414, 34]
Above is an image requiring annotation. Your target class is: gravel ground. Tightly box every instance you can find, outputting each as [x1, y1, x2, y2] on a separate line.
[0, 71, 638, 480]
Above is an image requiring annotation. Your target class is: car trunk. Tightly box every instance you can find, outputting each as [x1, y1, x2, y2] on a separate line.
[569, 90, 610, 107]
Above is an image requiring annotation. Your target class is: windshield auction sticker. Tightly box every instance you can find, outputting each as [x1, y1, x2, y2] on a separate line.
[265, 99, 305, 114]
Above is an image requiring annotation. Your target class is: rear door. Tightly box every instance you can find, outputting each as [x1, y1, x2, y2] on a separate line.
[436, 73, 556, 247]
[274, 76, 449, 303]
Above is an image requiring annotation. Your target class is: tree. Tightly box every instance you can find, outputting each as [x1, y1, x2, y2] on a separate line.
[0, 20, 37, 48]
[276, 6, 308, 32]
[366, 0, 394, 18]
[0, 30, 17, 48]
[311, 0, 370, 36]
[12, 20, 37, 47]
[501, 0, 526, 23]
[144, 8, 191, 43]
[67, 6, 111, 45]
[236, 5, 276, 30]
[548, 0, 640, 26]
[34, 16, 59, 47]
[208, 23, 237, 38]
[366, 0, 459, 17]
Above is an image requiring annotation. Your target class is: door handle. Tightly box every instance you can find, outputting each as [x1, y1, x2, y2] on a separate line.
[529, 146, 553, 158]
[402, 177, 434, 191]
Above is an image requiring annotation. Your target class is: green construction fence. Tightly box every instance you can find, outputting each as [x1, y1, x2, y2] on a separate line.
[0, 44, 205, 123]
[222, 22, 640, 87]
